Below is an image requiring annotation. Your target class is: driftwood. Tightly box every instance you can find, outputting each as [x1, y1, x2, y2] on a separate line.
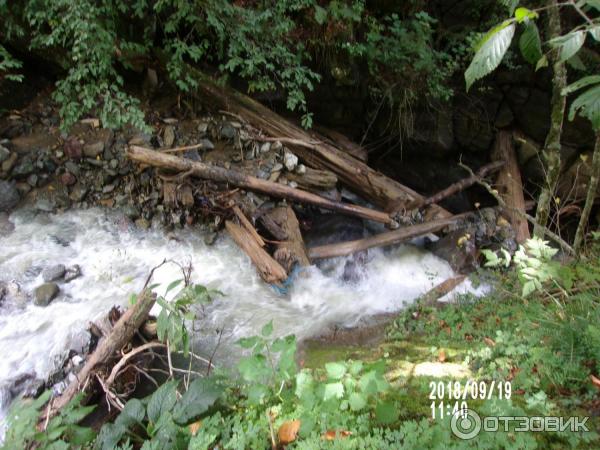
[259, 206, 311, 271]
[172, 63, 451, 220]
[492, 131, 530, 243]
[128, 145, 396, 226]
[418, 275, 467, 307]
[225, 220, 288, 283]
[308, 215, 466, 260]
[409, 161, 505, 210]
[287, 167, 338, 191]
[49, 289, 157, 414]
[232, 205, 265, 247]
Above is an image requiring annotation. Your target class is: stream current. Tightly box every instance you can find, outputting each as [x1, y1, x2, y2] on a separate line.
[0, 207, 484, 432]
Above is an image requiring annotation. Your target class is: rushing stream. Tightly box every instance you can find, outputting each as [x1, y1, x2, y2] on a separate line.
[0, 207, 484, 432]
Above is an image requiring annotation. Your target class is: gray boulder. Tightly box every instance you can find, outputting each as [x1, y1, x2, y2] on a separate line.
[34, 283, 59, 306]
[42, 264, 66, 282]
[0, 181, 20, 212]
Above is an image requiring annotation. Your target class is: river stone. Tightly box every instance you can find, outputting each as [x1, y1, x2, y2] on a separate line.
[0, 145, 10, 163]
[0, 181, 20, 212]
[204, 231, 217, 246]
[35, 198, 55, 212]
[64, 264, 82, 282]
[260, 142, 271, 153]
[43, 264, 66, 282]
[2, 152, 17, 172]
[83, 141, 104, 158]
[34, 283, 59, 306]
[220, 123, 236, 140]
[199, 138, 214, 150]
[283, 149, 298, 171]
[27, 174, 38, 187]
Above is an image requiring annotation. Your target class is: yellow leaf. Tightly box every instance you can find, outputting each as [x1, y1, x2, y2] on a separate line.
[278, 420, 301, 445]
[189, 421, 202, 436]
[580, 153, 589, 162]
[322, 430, 352, 440]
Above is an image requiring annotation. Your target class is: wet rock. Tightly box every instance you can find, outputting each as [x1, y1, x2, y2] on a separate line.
[245, 149, 255, 160]
[163, 125, 175, 148]
[15, 182, 31, 196]
[64, 161, 80, 176]
[27, 174, 38, 187]
[426, 229, 477, 273]
[295, 164, 306, 175]
[0, 145, 10, 163]
[0, 212, 15, 236]
[69, 184, 88, 202]
[64, 264, 82, 282]
[61, 172, 77, 186]
[34, 283, 59, 306]
[0, 180, 20, 212]
[83, 141, 104, 158]
[199, 138, 214, 150]
[204, 231, 218, 246]
[283, 149, 298, 171]
[102, 184, 116, 194]
[123, 205, 140, 220]
[271, 140, 283, 152]
[35, 198, 56, 212]
[220, 123, 236, 140]
[272, 162, 283, 172]
[1, 152, 17, 173]
[64, 138, 83, 160]
[197, 122, 209, 135]
[183, 149, 202, 161]
[12, 158, 35, 177]
[43, 264, 66, 282]
[135, 218, 150, 229]
[260, 142, 271, 153]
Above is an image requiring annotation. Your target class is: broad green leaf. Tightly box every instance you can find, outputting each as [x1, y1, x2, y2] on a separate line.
[165, 279, 182, 295]
[550, 31, 586, 62]
[567, 54, 587, 71]
[522, 280, 536, 297]
[586, 0, 600, 12]
[514, 7, 538, 23]
[314, 5, 327, 25]
[172, 378, 222, 425]
[115, 399, 145, 428]
[588, 25, 600, 41]
[261, 320, 273, 337]
[375, 401, 399, 424]
[562, 75, 600, 95]
[466, 23, 516, 91]
[348, 360, 363, 376]
[349, 392, 367, 411]
[569, 85, 600, 129]
[237, 336, 259, 349]
[323, 382, 344, 400]
[325, 362, 347, 380]
[96, 424, 128, 450]
[147, 380, 178, 423]
[535, 55, 548, 71]
[519, 22, 542, 65]
[238, 354, 271, 382]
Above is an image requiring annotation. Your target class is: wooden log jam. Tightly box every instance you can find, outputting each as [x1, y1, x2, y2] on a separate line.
[170, 63, 451, 220]
[128, 145, 396, 226]
[308, 215, 466, 260]
[225, 220, 288, 283]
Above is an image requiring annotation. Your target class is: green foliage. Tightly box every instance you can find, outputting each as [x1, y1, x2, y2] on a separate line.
[0, 45, 23, 82]
[1, 391, 95, 450]
[156, 281, 221, 356]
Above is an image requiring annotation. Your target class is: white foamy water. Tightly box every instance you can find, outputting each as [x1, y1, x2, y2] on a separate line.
[0, 207, 483, 431]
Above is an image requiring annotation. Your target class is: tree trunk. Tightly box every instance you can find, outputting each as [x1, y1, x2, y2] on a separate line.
[534, 0, 567, 237]
[492, 131, 530, 243]
[128, 145, 396, 226]
[573, 133, 600, 252]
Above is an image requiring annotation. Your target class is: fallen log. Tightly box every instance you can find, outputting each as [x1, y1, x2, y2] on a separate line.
[128, 145, 396, 226]
[259, 206, 311, 270]
[48, 289, 157, 414]
[492, 131, 530, 243]
[418, 275, 467, 307]
[308, 215, 467, 260]
[232, 205, 265, 247]
[313, 125, 368, 162]
[408, 161, 505, 210]
[165, 59, 451, 220]
[286, 167, 338, 191]
[225, 220, 288, 283]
